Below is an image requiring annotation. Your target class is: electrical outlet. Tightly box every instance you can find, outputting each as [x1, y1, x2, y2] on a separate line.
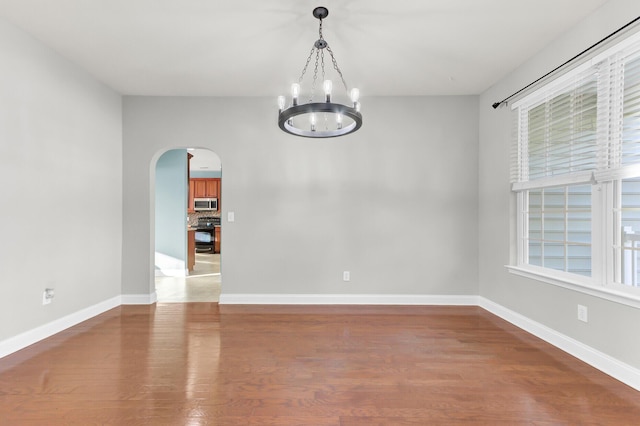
[343, 271, 350, 281]
[577, 304, 588, 322]
[42, 288, 55, 305]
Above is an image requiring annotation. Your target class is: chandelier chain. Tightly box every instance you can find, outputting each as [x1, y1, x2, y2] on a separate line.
[321, 49, 326, 87]
[319, 18, 327, 131]
[296, 16, 348, 99]
[326, 45, 348, 92]
[298, 46, 316, 84]
[318, 17, 348, 91]
[311, 50, 320, 102]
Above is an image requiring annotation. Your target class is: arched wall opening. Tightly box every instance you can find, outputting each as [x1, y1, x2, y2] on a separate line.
[150, 147, 222, 303]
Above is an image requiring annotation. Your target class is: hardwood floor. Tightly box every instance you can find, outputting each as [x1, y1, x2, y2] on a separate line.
[1, 304, 639, 425]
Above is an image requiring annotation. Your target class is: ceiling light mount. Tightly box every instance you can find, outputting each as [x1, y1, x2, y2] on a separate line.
[278, 6, 362, 138]
[312, 6, 329, 20]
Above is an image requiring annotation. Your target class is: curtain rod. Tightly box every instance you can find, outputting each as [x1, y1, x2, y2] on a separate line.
[491, 15, 640, 109]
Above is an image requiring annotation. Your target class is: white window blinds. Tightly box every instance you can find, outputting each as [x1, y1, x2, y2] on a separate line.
[622, 53, 640, 166]
[511, 33, 640, 191]
[593, 48, 640, 182]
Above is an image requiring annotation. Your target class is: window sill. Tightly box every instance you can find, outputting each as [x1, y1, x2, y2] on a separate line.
[505, 265, 640, 309]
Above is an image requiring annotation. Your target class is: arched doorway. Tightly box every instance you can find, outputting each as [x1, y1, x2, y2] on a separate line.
[153, 148, 222, 302]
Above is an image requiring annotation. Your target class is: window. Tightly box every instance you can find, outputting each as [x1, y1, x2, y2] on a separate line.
[526, 185, 592, 276]
[511, 32, 640, 301]
[617, 178, 640, 285]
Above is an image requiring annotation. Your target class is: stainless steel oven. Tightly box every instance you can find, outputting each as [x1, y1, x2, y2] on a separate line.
[195, 229, 214, 252]
[195, 216, 220, 252]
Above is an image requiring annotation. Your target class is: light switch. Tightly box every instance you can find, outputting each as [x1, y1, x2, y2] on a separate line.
[228, 211, 235, 222]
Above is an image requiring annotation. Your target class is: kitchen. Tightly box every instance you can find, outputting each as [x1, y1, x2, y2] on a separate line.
[156, 148, 222, 302]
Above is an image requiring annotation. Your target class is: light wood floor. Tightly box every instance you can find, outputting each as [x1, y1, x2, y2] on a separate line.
[2, 304, 640, 425]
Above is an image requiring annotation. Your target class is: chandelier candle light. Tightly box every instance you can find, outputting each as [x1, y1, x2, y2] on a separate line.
[278, 6, 363, 138]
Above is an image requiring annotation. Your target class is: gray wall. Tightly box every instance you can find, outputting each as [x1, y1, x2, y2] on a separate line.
[122, 96, 479, 298]
[155, 149, 187, 274]
[0, 18, 122, 341]
[478, 0, 640, 369]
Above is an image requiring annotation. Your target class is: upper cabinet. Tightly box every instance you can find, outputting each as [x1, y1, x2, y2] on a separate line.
[189, 178, 221, 212]
[191, 178, 220, 198]
[208, 179, 219, 198]
[192, 178, 219, 198]
[193, 179, 207, 198]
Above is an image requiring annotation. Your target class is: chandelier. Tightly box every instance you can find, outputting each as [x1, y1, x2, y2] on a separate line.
[277, 6, 363, 138]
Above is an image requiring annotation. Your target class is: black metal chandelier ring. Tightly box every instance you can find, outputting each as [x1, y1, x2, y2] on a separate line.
[278, 103, 362, 138]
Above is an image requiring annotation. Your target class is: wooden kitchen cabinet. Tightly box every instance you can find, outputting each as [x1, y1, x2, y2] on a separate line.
[214, 227, 221, 253]
[191, 178, 220, 198]
[187, 153, 194, 213]
[187, 229, 195, 271]
[193, 179, 208, 198]
[188, 180, 195, 213]
[206, 179, 218, 198]
[214, 178, 221, 210]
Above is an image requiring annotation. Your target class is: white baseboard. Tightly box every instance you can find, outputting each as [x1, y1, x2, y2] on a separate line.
[0, 296, 121, 359]
[479, 297, 640, 392]
[121, 292, 157, 305]
[219, 293, 479, 305]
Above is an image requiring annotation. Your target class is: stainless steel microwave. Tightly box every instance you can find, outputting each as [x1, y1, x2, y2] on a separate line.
[194, 198, 218, 211]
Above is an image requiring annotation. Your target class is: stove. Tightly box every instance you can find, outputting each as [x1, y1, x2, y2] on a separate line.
[195, 217, 220, 252]
[197, 216, 221, 229]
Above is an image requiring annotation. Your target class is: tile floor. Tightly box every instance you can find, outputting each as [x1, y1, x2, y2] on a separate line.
[155, 252, 221, 302]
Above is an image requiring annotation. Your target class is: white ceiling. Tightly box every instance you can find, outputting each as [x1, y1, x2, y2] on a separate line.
[0, 0, 610, 97]
[189, 149, 221, 172]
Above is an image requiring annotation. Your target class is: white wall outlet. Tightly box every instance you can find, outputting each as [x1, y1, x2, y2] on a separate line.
[343, 271, 350, 281]
[577, 304, 588, 322]
[42, 288, 55, 305]
[227, 211, 235, 222]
